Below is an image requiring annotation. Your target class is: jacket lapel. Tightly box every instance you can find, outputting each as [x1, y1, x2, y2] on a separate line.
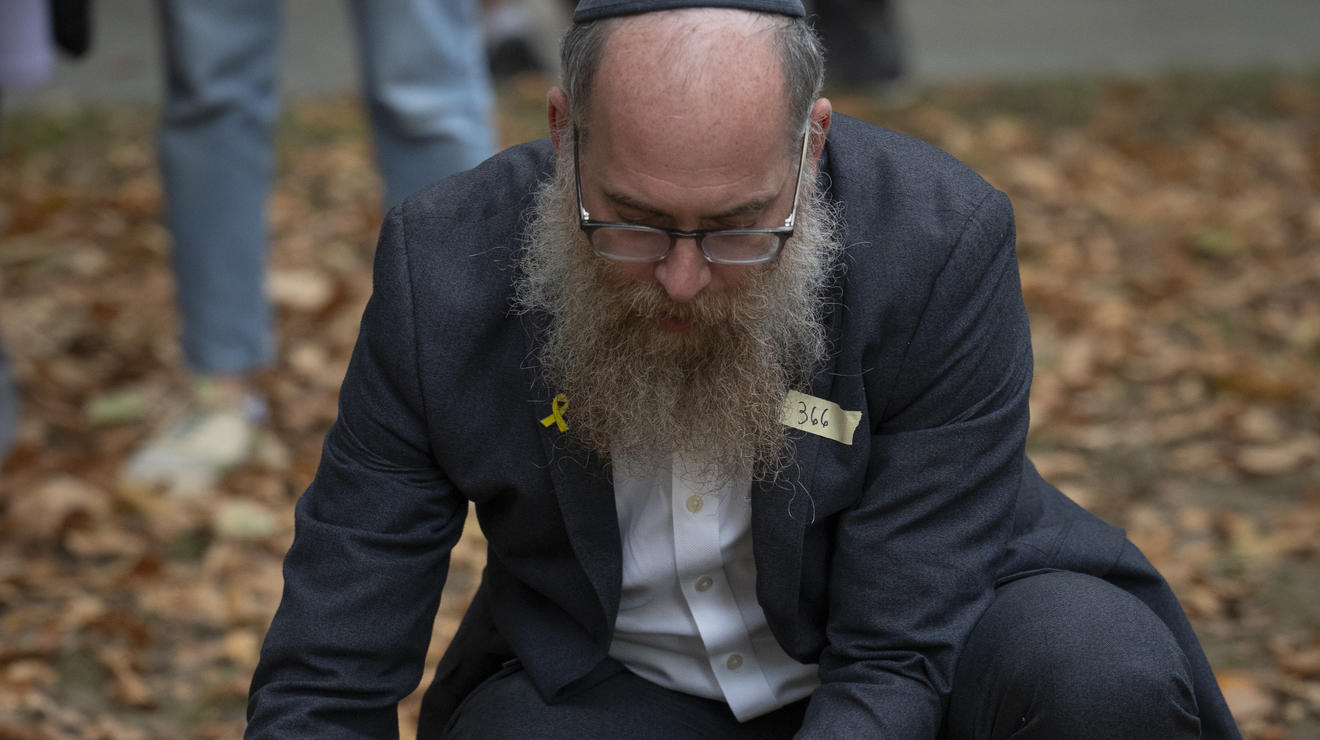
[752, 224, 846, 652]
[751, 376, 827, 654]
[527, 352, 623, 633]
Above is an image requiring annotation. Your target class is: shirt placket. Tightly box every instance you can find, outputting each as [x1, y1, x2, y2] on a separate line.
[670, 459, 780, 720]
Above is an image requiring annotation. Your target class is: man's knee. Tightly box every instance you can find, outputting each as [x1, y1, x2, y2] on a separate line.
[949, 571, 1200, 739]
[988, 572, 1192, 689]
[443, 666, 546, 738]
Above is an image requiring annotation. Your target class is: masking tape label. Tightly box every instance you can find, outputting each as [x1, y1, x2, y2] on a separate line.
[780, 391, 861, 445]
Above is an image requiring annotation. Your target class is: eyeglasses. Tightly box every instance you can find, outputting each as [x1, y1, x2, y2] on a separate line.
[574, 128, 810, 265]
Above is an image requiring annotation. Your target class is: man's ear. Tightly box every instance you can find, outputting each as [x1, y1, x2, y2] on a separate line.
[547, 86, 572, 154]
[808, 97, 833, 163]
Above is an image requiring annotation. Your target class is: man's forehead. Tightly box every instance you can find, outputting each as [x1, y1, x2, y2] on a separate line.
[586, 11, 791, 138]
[573, 0, 804, 23]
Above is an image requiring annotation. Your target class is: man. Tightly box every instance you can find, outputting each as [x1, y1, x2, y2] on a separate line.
[248, 1, 1240, 737]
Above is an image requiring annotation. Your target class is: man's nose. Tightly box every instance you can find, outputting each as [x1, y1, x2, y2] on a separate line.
[653, 238, 711, 303]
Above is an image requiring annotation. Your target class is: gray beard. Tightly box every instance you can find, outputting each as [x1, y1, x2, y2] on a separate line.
[514, 151, 843, 484]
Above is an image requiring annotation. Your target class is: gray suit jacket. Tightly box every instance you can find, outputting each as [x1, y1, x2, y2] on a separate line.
[246, 115, 1237, 738]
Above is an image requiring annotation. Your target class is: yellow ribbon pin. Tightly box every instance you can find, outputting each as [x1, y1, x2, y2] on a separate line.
[540, 393, 569, 432]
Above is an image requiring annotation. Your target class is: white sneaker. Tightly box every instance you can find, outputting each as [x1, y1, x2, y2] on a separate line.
[121, 377, 267, 496]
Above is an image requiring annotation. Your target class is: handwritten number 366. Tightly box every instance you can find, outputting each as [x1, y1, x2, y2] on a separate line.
[797, 401, 829, 428]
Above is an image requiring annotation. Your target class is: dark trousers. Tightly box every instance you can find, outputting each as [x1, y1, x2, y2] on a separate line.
[443, 572, 1201, 739]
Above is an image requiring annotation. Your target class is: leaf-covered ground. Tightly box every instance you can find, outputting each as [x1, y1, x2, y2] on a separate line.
[1, 71, 1317, 738]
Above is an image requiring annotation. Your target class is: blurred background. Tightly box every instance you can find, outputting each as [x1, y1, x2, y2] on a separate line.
[7, 0, 1320, 106]
[2, 1, 1318, 738]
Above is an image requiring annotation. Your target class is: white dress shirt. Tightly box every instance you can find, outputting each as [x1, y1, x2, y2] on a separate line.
[608, 454, 819, 721]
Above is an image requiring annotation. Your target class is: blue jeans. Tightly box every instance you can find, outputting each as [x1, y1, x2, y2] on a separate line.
[0, 334, 15, 462]
[156, 0, 495, 374]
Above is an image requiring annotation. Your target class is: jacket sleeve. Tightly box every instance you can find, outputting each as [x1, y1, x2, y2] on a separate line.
[246, 207, 468, 738]
[799, 189, 1029, 738]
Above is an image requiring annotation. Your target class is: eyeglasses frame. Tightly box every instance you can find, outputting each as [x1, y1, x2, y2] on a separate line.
[574, 126, 811, 265]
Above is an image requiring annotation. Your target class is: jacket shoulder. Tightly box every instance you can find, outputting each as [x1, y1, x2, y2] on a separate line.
[822, 114, 1011, 289]
[825, 113, 997, 223]
[386, 139, 552, 307]
[399, 138, 554, 229]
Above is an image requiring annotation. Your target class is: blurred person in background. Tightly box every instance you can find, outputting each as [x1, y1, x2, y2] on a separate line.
[122, 0, 497, 494]
[0, 0, 59, 464]
[0, 339, 14, 464]
[484, 0, 569, 79]
[810, 0, 903, 87]
[0, 345, 13, 464]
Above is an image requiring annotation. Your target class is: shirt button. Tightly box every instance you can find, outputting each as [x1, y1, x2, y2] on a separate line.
[726, 654, 743, 670]
[694, 576, 714, 592]
[685, 495, 704, 513]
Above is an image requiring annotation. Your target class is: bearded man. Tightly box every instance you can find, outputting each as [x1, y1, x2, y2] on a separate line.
[246, 1, 1239, 738]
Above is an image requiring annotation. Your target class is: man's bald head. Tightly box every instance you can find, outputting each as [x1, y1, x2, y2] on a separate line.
[559, 8, 825, 147]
